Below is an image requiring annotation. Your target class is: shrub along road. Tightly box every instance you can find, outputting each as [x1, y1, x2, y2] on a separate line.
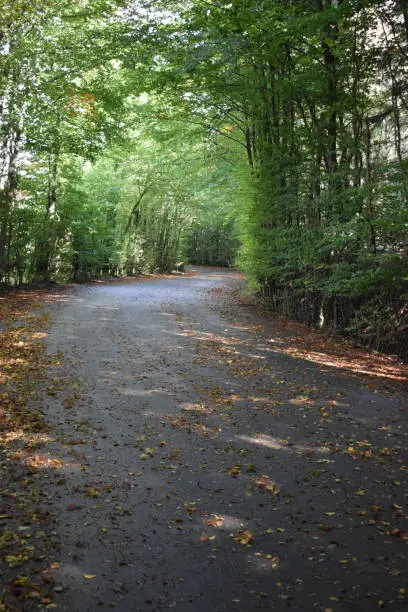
[1, 268, 407, 611]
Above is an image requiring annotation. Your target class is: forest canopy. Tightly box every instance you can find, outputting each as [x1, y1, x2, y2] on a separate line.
[0, 0, 407, 356]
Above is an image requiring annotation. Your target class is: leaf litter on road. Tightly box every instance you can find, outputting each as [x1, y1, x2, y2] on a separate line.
[2, 271, 408, 611]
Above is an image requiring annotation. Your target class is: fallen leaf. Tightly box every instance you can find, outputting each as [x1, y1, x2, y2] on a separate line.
[86, 488, 100, 498]
[233, 530, 254, 545]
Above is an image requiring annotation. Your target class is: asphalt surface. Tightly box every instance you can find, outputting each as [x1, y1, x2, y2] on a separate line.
[38, 268, 407, 611]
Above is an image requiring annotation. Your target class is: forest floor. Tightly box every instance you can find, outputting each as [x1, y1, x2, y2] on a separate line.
[1, 267, 407, 611]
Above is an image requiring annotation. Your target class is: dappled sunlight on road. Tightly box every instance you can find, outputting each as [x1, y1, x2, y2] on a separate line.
[207, 289, 408, 385]
[117, 386, 166, 397]
[20, 453, 65, 470]
[247, 352, 266, 360]
[1, 430, 51, 447]
[2, 430, 84, 474]
[180, 401, 212, 415]
[288, 395, 316, 406]
[201, 513, 245, 532]
[176, 327, 243, 345]
[267, 342, 407, 382]
[236, 433, 330, 455]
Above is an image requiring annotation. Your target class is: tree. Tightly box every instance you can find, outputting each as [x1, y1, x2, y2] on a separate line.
[143, 0, 407, 354]
[0, 0, 406, 356]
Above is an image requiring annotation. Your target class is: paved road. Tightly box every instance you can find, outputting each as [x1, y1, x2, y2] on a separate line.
[40, 268, 407, 611]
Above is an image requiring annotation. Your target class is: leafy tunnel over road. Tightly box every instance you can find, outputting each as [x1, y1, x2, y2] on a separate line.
[1, 268, 407, 611]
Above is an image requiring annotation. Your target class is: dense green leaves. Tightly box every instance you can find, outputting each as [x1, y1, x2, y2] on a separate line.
[0, 0, 407, 355]
[161, 0, 407, 354]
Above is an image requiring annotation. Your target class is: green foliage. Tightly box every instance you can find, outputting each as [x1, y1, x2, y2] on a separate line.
[1, 0, 407, 356]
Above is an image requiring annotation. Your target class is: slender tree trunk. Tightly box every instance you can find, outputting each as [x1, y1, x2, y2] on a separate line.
[34, 147, 59, 281]
[364, 119, 377, 254]
[0, 129, 20, 282]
